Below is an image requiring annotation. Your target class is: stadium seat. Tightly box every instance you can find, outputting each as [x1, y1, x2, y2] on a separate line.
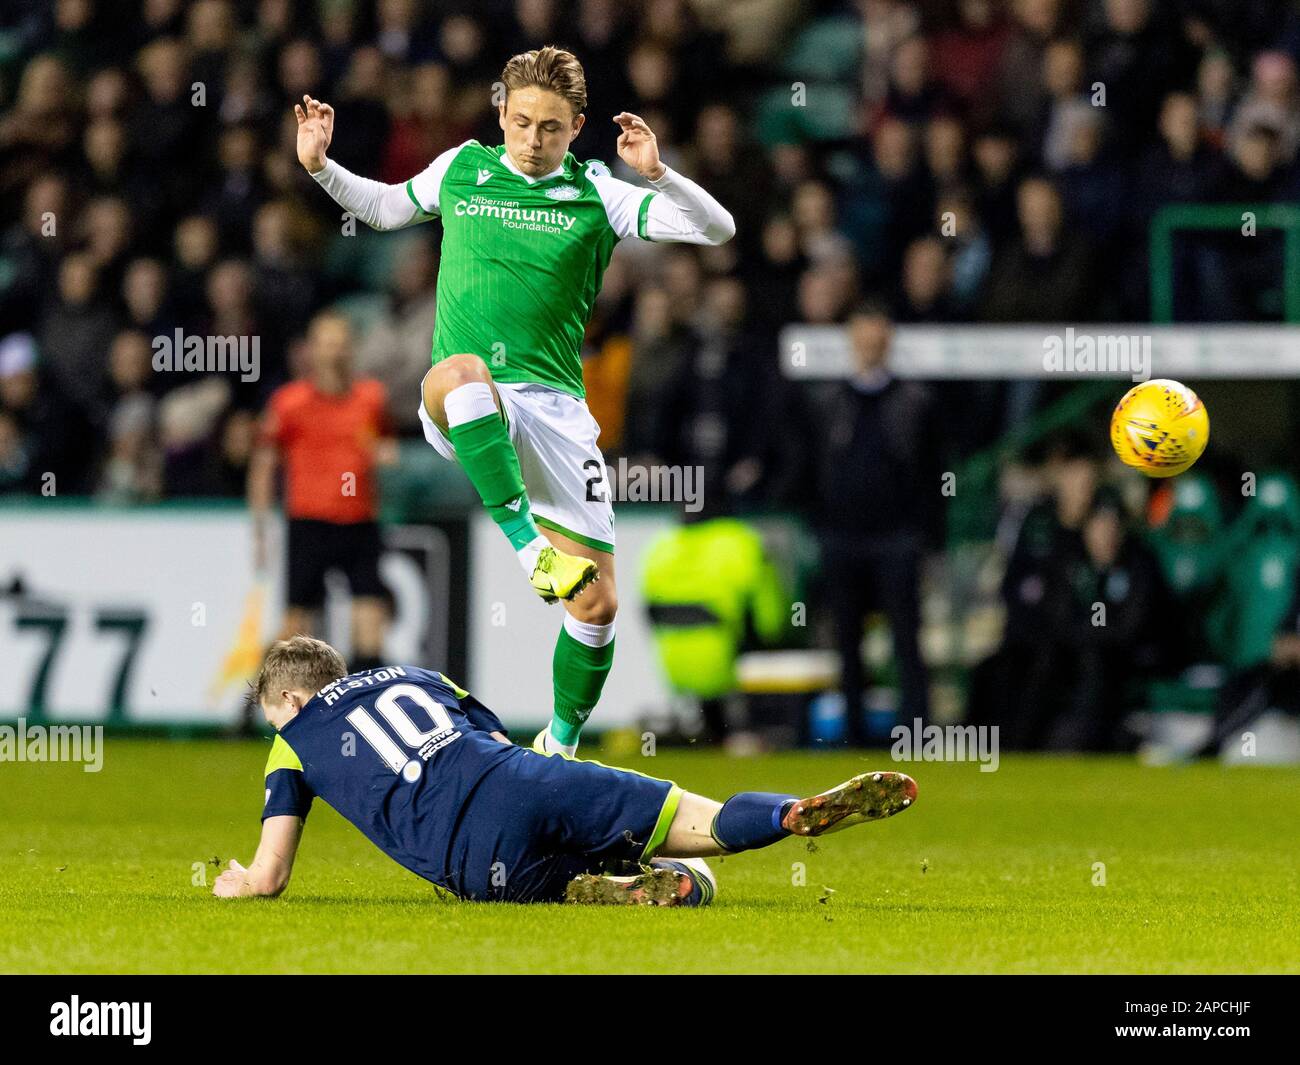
[1145, 472, 1226, 597]
[1212, 473, 1300, 669]
[778, 16, 863, 81]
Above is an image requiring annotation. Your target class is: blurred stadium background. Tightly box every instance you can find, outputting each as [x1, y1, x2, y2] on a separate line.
[3, 0, 1300, 764]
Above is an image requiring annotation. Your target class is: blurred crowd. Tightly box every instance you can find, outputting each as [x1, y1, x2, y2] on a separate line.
[3, 0, 1300, 505]
[969, 433, 1300, 753]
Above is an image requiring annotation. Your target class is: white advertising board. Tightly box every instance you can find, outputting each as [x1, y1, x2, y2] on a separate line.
[0, 506, 279, 724]
[465, 510, 674, 729]
[0, 507, 448, 725]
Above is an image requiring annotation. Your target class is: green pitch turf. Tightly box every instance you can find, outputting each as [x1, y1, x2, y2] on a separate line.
[1, 738, 1297, 973]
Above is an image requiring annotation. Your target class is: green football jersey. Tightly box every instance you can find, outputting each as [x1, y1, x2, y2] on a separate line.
[406, 140, 657, 398]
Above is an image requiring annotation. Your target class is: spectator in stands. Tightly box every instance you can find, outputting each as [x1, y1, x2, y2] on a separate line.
[1131, 92, 1226, 226]
[859, 116, 933, 288]
[971, 126, 1022, 242]
[1196, 49, 1237, 149]
[1230, 51, 1300, 166]
[159, 375, 235, 496]
[690, 104, 772, 263]
[1056, 109, 1126, 254]
[122, 257, 177, 342]
[201, 258, 264, 406]
[98, 329, 162, 503]
[1035, 38, 1089, 172]
[895, 237, 956, 323]
[1223, 123, 1287, 202]
[1041, 490, 1174, 751]
[980, 175, 1095, 323]
[883, 34, 946, 125]
[931, 0, 1010, 126]
[935, 190, 991, 316]
[923, 115, 969, 201]
[792, 179, 852, 265]
[998, 0, 1063, 137]
[205, 124, 266, 254]
[378, 60, 454, 183]
[580, 254, 635, 454]
[1126, 91, 1227, 319]
[0, 331, 94, 495]
[219, 52, 276, 130]
[80, 196, 133, 295]
[623, 285, 692, 464]
[969, 431, 1100, 747]
[746, 215, 805, 334]
[171, 215, 220, 327]
[0, 53, 78, 204]
[39, 251, 117, 424]
[0, 174, 68, 337]
[655, 276, 792, 514]
[334, 47, 396, 178]
[132, 37, 205, 214]
[807, 301, 940, 744]
[1085, 0, 1192, 158]
[0, 408, 28, 496]
[249, 310, 397, 673]
[82, 117, 165, 246]
[251, 199, 318, 364]
[355, 234, 439, 435]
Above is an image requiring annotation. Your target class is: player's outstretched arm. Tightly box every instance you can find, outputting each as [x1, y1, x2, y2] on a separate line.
[213, 815, 304, 899]
[613, 111, 735, 246]
[294, 94, 429, 232]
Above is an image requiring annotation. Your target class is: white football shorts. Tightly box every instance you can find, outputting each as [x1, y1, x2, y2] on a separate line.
[418, 379, 616, 553]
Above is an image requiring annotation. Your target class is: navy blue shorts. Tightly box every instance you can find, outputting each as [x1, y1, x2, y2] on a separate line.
[447, 746, 681, 903]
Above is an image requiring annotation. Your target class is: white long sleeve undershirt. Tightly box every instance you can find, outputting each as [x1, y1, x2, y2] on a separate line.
[642, 164, 736, 245]
[309, 153, 735, 246]
[309, 158, 425, 231]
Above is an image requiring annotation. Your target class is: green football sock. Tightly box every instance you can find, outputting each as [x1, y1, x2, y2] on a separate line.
[447, 411, 541, 553]
[552, 622, 616, 747]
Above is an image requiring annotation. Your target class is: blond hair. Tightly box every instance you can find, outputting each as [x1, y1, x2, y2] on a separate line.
[500, 45, 587, 114]
[254, 635, 347, 705]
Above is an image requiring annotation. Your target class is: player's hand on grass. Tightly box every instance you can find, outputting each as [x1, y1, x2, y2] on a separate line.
[213, 859, 252, 898]
[614, 112, 665, 181]
[294, 95, 334, 174]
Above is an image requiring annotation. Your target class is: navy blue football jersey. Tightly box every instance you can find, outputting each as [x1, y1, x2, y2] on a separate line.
[262, 666, 515, 890]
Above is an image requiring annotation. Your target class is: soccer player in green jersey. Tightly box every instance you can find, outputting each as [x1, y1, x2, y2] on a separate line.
[295, 46, 735, 756]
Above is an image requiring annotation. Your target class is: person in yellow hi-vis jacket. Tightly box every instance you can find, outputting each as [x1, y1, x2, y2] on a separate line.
[640, 518, 789, 741]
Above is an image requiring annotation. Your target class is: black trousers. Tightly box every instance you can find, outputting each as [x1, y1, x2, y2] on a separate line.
[821, 533, 930, 745]
[1200, 664, 1300, 755]
[973, 638, 1142, 753]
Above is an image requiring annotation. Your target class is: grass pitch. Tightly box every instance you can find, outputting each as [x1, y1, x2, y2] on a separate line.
[2, 739, 1297, 973]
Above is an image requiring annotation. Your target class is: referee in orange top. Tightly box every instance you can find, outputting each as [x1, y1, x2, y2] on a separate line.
[249, 310, 398, 671]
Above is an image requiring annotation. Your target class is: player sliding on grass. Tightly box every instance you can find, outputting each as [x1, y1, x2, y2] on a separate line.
[295, 47, 735, 758]
[213, 637, 917, 906]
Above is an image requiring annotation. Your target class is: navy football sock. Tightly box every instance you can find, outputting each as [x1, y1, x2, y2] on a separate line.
[710, 792, 798, 853]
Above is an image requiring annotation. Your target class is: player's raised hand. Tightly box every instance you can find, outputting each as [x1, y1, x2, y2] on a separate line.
[294, 95, 334, 174]
[213, 858, 251, 898]
[613, 112, 665, 181]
